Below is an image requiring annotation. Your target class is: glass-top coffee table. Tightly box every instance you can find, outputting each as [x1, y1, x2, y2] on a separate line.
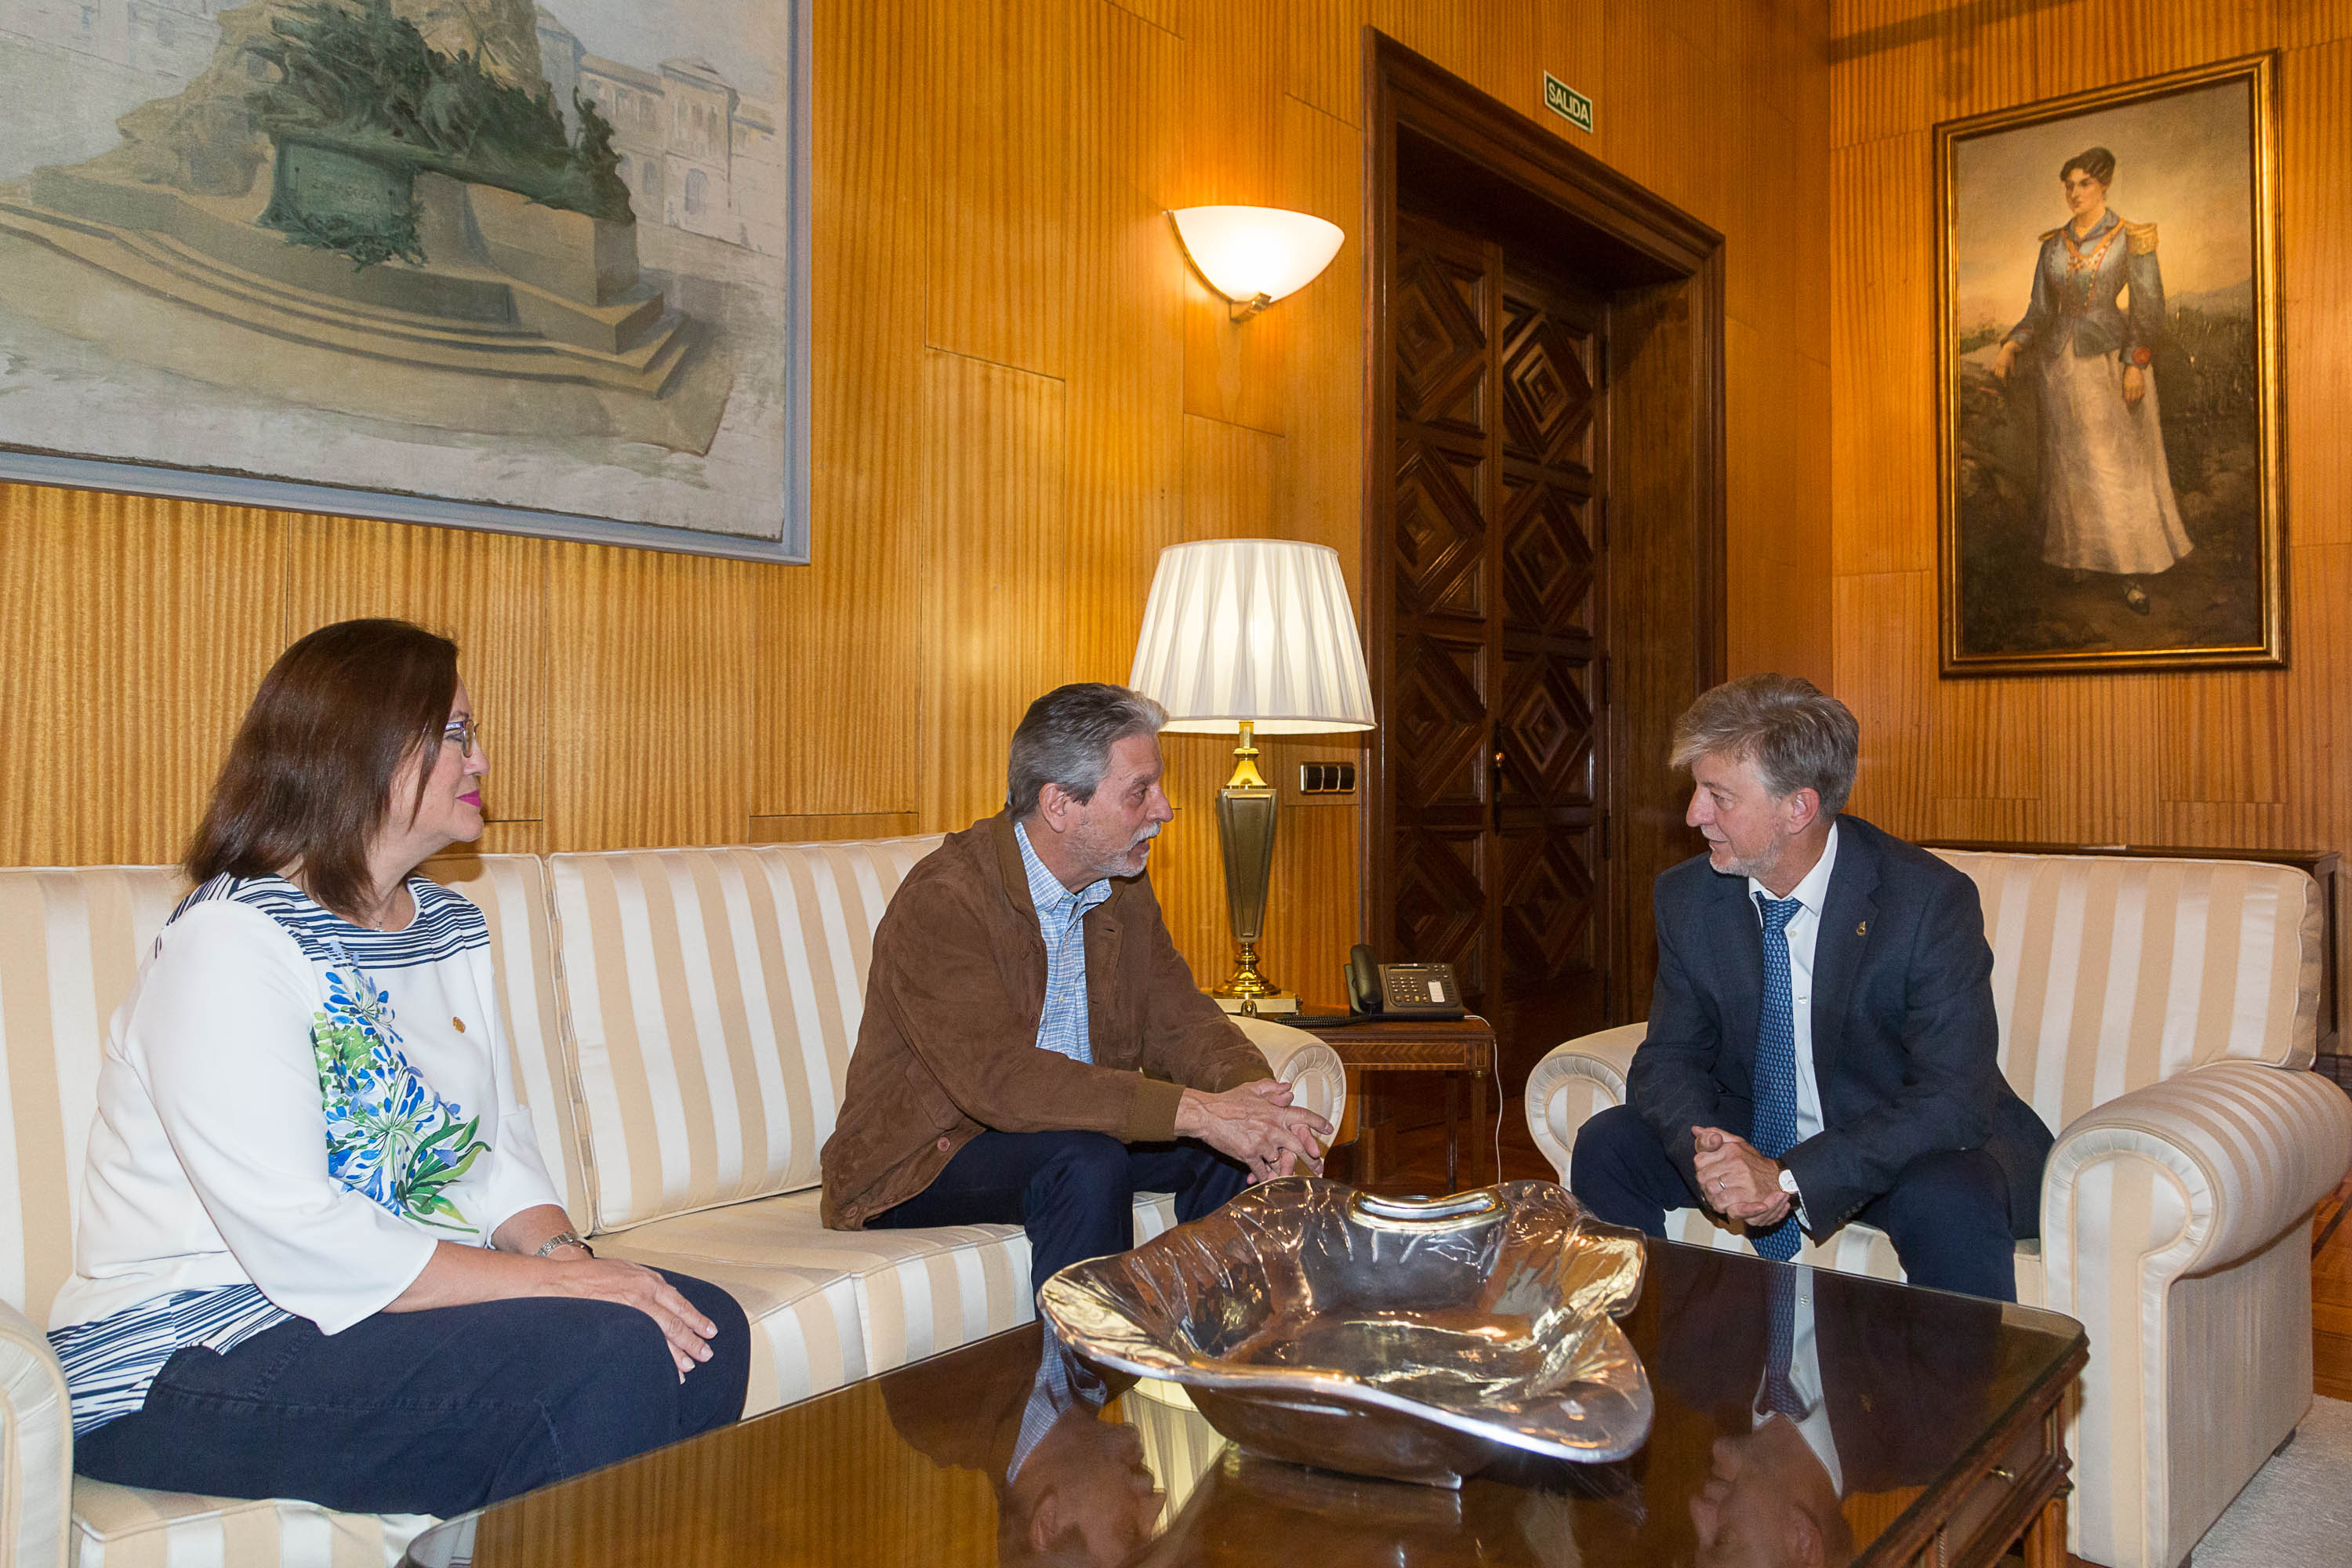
[403, 1236, 2086, 1567]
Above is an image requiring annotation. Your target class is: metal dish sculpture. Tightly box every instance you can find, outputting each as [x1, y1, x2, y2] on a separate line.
[1039, 1178, 1651, 1486]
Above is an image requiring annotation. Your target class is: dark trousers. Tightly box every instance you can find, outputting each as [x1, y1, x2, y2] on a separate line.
[869, 1130, 1250, 1301]
[1569, 1103, 2019, 1301]
[74, 1269, 750, 1516]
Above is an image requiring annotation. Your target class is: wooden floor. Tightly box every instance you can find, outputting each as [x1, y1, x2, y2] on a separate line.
[1356, 1089, 2352, 1403]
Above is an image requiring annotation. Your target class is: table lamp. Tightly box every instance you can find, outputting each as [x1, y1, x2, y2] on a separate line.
[1129, 539, 1375, 1014]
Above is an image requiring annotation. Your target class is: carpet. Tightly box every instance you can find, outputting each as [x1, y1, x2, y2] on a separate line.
[2188, 1394, 2352, 1566]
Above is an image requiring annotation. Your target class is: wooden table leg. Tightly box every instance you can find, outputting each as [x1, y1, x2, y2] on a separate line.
[2022, 1489, 2067, 1568]
[1469, 1068, 1490, 1188]
[1443, 1073, 1460, 1192]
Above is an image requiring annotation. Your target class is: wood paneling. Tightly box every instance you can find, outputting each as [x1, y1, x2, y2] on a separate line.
[750, 814, 924, 844]
[4, 0, 1832, 1012]
[285, 517, 548, 823]
[543, 544, 754, 852]
[924, 0, 1070, 376]
[1832, 9, 2352, 1048]
[916, 352, 1071, 833]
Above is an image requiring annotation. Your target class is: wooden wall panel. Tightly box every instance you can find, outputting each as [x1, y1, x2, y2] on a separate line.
[543, 545, 754, 851]
[757, 0, 924, 819]
[925, 0, 1071, 376]
[5, 0, 1835, 1033]
[916, 353, 1071, 833]
[0, 488, 285, 866]
[285, 517, 547, 823]
[1832, 11, 2352, 1051]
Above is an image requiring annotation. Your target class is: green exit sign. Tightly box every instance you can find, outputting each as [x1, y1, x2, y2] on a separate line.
[1543, 72, 1594, 134]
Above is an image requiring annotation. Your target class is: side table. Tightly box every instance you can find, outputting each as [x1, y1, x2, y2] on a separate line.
[1295, 1014, 1497, 1192]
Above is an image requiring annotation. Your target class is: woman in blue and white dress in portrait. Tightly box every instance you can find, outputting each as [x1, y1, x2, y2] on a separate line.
[1993, 144, 2193, 615]
[47, 619, 749, 1517]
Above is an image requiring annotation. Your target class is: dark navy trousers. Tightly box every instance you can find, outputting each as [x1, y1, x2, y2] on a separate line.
[74, 1269, 750, 1516]
[869, 1130, 1250, 1301]
[1570, 1103, 2019, 1301]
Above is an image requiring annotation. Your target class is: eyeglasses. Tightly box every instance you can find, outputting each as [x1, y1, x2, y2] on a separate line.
[441, 717, 483, 757]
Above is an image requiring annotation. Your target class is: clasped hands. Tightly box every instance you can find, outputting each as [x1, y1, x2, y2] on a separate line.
[1178, 1080, 1331, 1183]
[1692, 1125, 1792, 1229]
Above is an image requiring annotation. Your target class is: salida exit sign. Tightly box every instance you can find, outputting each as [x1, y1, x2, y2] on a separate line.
[1543, 72, 1594, 133]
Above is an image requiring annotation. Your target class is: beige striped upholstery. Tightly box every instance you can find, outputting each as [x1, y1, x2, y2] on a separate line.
[1523, 849, 2352, 1568]
[423, 857, 592, 1233]
[65, 1483, 427, 1568]
[0, 844, 1348, 1568]
[546, 838, 946, 1232]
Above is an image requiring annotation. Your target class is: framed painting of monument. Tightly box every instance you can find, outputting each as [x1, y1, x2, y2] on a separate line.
[0, 0, 811, 562]
[1935, 54, 2282, 676]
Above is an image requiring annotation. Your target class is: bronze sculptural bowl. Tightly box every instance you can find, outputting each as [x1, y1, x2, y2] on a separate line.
[1038, 1178, 1652, 1487]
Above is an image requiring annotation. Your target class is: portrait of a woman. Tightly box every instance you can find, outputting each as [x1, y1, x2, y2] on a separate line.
[1991, 145, 2192, 616]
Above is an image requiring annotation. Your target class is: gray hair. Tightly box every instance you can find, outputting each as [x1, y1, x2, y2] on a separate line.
[1007, 683, 1167, 818]
[1669, 674, 1860, 815]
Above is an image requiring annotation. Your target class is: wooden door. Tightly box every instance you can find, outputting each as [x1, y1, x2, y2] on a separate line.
[1383, 209, 1611, 1087]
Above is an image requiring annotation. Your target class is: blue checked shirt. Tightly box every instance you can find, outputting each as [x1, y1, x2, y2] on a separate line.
[1014, 822, 1114, 1064]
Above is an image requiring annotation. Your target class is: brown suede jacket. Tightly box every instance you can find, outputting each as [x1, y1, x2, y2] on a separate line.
[819, 811, 1266, 1229]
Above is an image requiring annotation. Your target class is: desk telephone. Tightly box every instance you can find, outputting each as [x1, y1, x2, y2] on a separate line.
[1345, 944, 1465, 1018]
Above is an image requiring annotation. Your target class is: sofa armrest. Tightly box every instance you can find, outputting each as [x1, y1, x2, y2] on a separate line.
[1232, 1018, 1348, 1138]
[1523, 1023, 1646, 1182]
[0, 1301, 72, 1568]
[2044, 1060, 2352, 1284]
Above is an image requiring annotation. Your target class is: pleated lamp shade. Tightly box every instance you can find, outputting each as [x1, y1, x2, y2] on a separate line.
[1129, 539, 1375, 735]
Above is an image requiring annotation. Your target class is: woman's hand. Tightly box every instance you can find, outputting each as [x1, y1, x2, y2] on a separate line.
[540, 1257, 720, 1378]
[1992, 339, 2019, 381]
[2122, 363, 2146, 408]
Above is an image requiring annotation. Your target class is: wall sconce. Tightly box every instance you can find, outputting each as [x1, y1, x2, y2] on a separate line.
[1168, 206, 1345, 320]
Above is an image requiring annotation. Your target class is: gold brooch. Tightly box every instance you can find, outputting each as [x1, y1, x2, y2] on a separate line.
[452, 1017, 467, 1034]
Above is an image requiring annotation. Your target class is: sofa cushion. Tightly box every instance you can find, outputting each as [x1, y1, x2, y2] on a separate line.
[546, 838, 945, 1232]
[593, 1188, 1183, 1416]
[423, 855, 593, 1232]
[69, 1480, 430, 1568]
[0, 866, 188, 1326]
[1933, 851, 2321, 1137]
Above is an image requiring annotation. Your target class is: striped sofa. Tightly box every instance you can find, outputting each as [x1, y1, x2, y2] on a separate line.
[1523, 847, 2352, 1568]
[0, 837, 1345, 1568]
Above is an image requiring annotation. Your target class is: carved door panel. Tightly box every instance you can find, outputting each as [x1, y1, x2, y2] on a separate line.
[1384, 211, 1610, 1088]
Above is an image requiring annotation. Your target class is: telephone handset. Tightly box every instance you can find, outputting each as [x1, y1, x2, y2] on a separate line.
[1346, 943, 1465, 1018]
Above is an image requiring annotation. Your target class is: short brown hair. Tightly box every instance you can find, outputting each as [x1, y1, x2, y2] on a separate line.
[1670, 674, 1860, 815]
[2060, 146, 2115, 185]
[187, 619, 460, 920]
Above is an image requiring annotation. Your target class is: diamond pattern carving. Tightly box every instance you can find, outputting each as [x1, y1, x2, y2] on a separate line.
[1394, 829, 1486, 991]
[1499, 653, 1595, 804]
[1501, 306, 1595, 466]
[1393, 633, 1486, 808]
[1393, 255, 1486, 432]
[1502, 479, 1595, 630]
[1499, 835, 1595, 984]
[1395, 441, 1485, 618]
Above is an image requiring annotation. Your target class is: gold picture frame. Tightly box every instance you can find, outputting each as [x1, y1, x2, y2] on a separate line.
[1935, 54, 2282, 677]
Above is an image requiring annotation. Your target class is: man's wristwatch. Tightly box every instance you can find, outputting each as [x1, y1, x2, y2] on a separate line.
[1776, 1166, 1801, 1199]
[534, 1230, 594, 1258]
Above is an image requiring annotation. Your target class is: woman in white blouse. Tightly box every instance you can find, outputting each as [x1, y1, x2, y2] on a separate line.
[49, 619, 748, 1515]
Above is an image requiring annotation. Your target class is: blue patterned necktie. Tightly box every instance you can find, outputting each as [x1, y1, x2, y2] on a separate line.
[1760, 1265, 1809, 1420]
[1750, 892, 1805, 1261]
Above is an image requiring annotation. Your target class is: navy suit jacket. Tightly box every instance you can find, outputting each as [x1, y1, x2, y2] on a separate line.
[1627, 815, 2053, 1238]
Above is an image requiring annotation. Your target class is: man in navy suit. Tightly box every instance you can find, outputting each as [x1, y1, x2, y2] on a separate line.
[1570, 676, 2052, 1300]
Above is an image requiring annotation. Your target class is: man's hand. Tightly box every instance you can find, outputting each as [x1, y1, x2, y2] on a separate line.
[1693, 1126, 1792, 1228]
[1178, 1080, 1330, 1182]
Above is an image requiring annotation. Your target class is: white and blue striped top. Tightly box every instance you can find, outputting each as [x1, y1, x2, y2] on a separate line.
[48, 873, 563, 1437]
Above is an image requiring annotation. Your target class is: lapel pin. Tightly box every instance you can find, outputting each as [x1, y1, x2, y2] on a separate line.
[452, 1017, 467, 1033]
[1856, 920, 1868, 937]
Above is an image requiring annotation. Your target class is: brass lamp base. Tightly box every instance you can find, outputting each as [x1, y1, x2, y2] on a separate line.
[1212, 720, 1287, 1016]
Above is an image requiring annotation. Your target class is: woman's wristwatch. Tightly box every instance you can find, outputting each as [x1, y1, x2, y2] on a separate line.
[533, 1229, 595, 1258]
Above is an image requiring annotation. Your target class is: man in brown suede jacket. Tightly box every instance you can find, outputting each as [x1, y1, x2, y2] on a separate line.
[820, 684, 1330, 1303]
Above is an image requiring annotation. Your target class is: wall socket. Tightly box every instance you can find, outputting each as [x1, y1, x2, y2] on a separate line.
[1296, 761, 1358, 797]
